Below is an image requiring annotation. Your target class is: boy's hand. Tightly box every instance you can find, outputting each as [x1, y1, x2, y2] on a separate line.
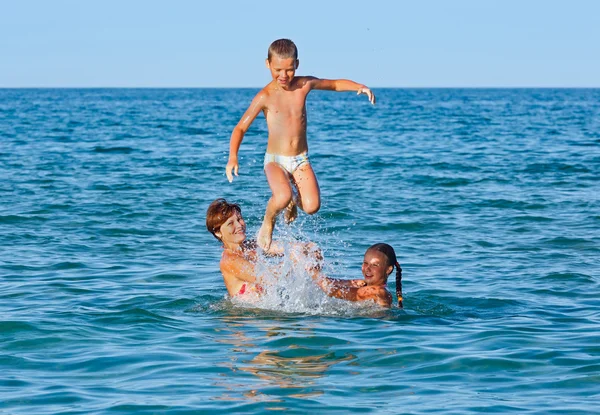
[357, 87, 376, 105]
[225, 159, 239, 183]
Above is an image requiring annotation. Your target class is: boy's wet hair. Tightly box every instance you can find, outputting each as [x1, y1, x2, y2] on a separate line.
[206, 198, 242, 241]
[368, 243, 403, 308]
[268, 39, 298, 61]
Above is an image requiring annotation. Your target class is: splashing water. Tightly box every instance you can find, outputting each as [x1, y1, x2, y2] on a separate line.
[229, 224, 388, 316]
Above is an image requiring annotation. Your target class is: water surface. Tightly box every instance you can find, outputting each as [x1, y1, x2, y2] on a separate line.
[1, 88, 599, 414]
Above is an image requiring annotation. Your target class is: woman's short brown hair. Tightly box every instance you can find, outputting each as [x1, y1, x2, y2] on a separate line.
[206, 198, 242, 241]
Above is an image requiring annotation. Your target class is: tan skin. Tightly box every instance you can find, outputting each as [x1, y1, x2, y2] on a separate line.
[215, 210, 316, 298]
[226, 55, 375, 251]
[214, 211, 260, 297]
[215, 210, 392, 307]
[312, 249, 393, 308]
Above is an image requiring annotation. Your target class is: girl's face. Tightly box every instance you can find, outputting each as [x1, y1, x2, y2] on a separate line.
[216, 212, 246, 247]
[361, 249, 393, 286]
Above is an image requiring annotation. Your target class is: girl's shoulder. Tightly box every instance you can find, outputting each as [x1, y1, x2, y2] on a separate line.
[357, 285, 392, 307]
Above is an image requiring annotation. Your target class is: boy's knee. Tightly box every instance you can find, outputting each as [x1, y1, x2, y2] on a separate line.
[272, 192, 293, 209]
[303, 200, 320, 215]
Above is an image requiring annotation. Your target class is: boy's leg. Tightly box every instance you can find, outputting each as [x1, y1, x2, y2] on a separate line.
[291, 163, 321, 215]
[258, 163, 293, 250]
[284, 199, 298, 224]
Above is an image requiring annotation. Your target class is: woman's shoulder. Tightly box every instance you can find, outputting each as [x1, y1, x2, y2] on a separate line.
[220, 246, 257, 270]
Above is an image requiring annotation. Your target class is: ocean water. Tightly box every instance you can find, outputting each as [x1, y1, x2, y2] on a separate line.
[1, 88, 599, 414]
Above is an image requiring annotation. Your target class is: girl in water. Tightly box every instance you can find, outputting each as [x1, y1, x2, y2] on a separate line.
[310, 243, 403, 308]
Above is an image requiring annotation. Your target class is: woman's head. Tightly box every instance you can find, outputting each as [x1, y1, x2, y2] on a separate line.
[362, 243, 403, 308]
[206, 198, 246, 246]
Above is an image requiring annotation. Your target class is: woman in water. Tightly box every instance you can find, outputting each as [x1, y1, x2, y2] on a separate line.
[206, 198, 403, 307]
[206, 198, 265, 298]
[206, 198, 312, 298]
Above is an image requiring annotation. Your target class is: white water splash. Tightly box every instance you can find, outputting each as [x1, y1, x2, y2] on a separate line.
[230, 226, 383, 316]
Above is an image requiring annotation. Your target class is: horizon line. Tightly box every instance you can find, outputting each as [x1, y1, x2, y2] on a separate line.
[2, 86, 600, 90]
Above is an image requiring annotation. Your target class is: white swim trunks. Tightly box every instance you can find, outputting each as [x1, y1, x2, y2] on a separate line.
[263, 151, 310, 175]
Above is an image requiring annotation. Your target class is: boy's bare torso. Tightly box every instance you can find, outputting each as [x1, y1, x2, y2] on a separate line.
[261, 77, 312, 156]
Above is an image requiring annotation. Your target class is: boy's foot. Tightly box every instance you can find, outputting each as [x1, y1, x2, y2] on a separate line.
[284, 200, 298, 224]
[257, 221, 274, 251]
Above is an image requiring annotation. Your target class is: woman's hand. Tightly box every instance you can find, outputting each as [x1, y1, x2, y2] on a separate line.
[301, 242, 323, 270]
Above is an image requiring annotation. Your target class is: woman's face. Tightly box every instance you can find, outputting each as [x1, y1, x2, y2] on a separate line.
[361, 249, 393, 286]
[216, 211, 246, 246]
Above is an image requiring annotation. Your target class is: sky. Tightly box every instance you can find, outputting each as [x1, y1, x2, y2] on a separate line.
[1, 0, 599, 88]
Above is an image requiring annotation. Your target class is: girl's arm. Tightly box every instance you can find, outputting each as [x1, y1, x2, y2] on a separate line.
[311, 272, 365, 298]
[325, 278, 366, 288]
[311, 271, 390, 306]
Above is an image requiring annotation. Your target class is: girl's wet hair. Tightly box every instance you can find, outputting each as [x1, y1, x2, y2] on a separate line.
[206, 198, 242, 241]
[367, 243, 403, 308]
[268, 38, 298, 61]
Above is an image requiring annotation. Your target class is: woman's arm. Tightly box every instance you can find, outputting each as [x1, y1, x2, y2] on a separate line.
[220, 254, 257, 283]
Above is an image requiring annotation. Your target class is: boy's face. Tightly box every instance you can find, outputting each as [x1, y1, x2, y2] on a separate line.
[266, 55, 299, 89]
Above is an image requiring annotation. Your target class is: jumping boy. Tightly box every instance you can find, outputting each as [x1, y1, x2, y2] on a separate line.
[225, 38, 375, 251]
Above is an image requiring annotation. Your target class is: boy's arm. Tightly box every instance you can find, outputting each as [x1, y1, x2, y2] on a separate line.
[226, 91, 268, 182]
[305, 77, 376, 105]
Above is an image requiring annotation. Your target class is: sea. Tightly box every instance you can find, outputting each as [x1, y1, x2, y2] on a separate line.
[1, 88, 599, 414]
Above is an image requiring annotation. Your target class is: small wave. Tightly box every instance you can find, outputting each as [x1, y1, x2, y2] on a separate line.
[431, 162, 481, 172]
[0, 214, 47, 224]
[0, 320, 39, 333]
[91, 307, 175, 326]
[476, 199, 546, 210]
[539, 272, 594, 284]
[523, 163, 591, 174]
[543, 236, 595, 248]
[49, 261, 88, 270]
[436, 177, 471, 187]
[512, 215, 554, 223]
[409, 174, 472, 187]
[179, 126, 212, 135]
[92, 146, 135, 154]
[361, 221, 434, 232]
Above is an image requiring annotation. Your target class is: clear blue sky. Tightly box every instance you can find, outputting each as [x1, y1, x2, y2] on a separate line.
[1, 0, 599, 87]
